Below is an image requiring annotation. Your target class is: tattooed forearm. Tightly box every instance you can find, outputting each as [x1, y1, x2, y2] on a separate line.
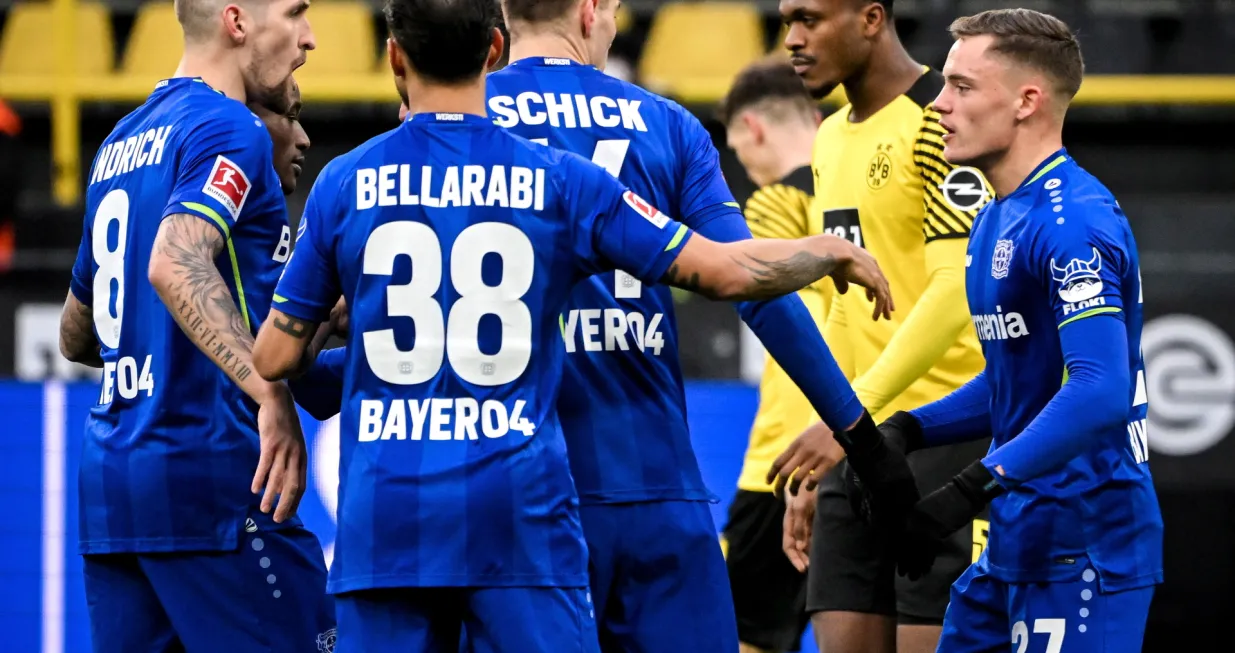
[59, 291, 104, 367]
[660, 263, 703, 295]
[731, 250, 838, 300]
[272, 312, 316, 339]
[150, 214, 266, 395]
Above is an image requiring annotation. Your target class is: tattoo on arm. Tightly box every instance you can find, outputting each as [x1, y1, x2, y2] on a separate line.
[272, 312, 316, 339]
[732, 250, 838, 298]
[660, 263, 703, 295]
[59, 292, 103, 367]
[152, 214, 258, 387]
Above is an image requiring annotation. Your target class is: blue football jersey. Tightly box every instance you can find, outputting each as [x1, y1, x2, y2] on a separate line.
[70, 77, 292, 554]
[270, 112, 693, 591]
[486, 57, 736, 504]
[965, 150, 1163, 591]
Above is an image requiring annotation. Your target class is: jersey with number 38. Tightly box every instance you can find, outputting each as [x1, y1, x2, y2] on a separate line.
[69, 78, 291, 554]
[486, 57, 738, 504]
[272, 113, 692, 591]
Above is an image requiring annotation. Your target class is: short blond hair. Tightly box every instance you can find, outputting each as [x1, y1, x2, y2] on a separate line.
[949, 9, 1084, 100]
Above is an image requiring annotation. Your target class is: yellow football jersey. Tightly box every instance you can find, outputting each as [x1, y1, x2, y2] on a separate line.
[736, 167, 829, 492]
[811, 68, 987, 420]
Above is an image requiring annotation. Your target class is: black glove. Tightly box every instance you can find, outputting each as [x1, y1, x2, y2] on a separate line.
[844, 411, 924, 522]
[834, 412, 920, 530]
[896, 460, 1006, 581]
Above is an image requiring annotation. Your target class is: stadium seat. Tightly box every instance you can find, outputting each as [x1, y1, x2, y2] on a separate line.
[295, 2, 376, 80]
[0, 1, 115, 78]
[638, 1, 766, 103]
[122, 2, 182, 82]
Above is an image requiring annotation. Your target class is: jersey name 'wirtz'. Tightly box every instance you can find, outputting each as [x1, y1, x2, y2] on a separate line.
[356, 165, 545, 210]
[972, 305, 1030, 341]
[488, 93, 648, 131]
[359, 398, 537, 442]
[89, 126, 173, 185]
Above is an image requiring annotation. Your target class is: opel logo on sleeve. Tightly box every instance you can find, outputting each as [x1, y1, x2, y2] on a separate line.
[941, 167, 988, 211]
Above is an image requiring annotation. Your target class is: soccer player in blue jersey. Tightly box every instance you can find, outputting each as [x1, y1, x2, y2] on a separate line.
[485, 3, 911, 649]
[846, 9, 1164, 652]
[248, 0, 896, 650]
[56, 1, 337, 650]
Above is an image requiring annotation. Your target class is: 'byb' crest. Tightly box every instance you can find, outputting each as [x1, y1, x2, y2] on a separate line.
[991, 239, 1014, 279]
[1051, 247, 1104, 303]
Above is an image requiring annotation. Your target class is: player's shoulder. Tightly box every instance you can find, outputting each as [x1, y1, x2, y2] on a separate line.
[778, 165, 814, 195]
[1023, 156, 1129, 248]
[904, 68, 945, 113]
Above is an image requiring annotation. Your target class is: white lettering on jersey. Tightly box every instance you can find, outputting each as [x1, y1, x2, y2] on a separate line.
[1128, 418, 1149, 464]
[272, 224, 292, 263]
[357, 398, 536, 441]
[488, 93, 648, 132]
[356, 165, 545, 211]
[972, 306, 1029, 341]
[99, 354, 155, 405]
[1062, 296, 1106, 316]
[90, 125, 173, 185]
[560, 308, 666, 355]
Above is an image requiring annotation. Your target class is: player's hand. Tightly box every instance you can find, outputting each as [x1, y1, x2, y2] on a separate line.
[896, 460, 1003, 580]
[782, 485, 817, 572]
[329, 296, 349, 338]
[252, 386, 308, 523]
[843, 412, 923, 523]
[827, 241, 894, 321]
[766, 421, 845, 497]
[834, 413, 920, 531]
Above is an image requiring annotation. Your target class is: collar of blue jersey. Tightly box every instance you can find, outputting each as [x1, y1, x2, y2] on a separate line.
[1003, 147, 1071, 200]
[506, 56, 591, 70]
[406, 112, 492, 126]
[154, 76, 222, 95]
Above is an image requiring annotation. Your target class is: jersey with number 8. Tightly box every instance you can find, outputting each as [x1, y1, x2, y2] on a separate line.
[487, 57, 741, 505]
[271, 112, 694, 591]
[69, 78, 289, 554]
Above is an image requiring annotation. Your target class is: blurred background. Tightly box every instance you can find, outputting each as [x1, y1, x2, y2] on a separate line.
[2, 0, 1234, 651]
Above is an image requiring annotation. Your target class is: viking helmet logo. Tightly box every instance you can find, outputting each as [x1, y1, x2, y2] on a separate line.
[1051, 247, 1104, 304]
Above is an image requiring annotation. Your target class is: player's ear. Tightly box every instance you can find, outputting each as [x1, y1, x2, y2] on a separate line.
[387, 37, 406, 79]
[861, 1, 887, 38]
[222, 3, 246, 43]
[741, 112, 766, 145]
[1016, 84, 1044, 122]
[580, 0, 598, 37]
[485, 27, 506, 71]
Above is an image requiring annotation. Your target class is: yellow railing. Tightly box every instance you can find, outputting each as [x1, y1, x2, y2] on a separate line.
[7, 0, 1235, 206]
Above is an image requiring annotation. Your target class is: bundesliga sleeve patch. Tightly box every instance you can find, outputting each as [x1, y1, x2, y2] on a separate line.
[623, 190, 669, 229]
[203, 155, 252, 220]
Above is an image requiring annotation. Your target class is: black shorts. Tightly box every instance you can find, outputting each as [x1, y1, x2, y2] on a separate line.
[724, 489, 810, 651]
[805, 438, 993, 625]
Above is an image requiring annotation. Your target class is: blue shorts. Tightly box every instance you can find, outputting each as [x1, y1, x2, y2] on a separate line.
[579, 500, 738, 653]
[83, 524, 336, 653]
[939, 553, 1155, 653]
[336, 587, 598, 653]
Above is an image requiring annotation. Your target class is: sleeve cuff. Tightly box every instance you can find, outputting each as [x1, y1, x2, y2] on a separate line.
[69, 277, 92, 306]
[270, 294, 330, 324]
[164, 201, 231, 240]
[638, 225, 693, 285]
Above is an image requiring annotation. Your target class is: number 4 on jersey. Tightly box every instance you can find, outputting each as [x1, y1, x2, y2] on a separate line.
[531, 137, 640, 300]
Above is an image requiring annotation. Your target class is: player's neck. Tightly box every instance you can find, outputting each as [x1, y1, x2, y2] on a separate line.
[507, 29, 593, 68]
[843, 38, 922, 123]
[405, 77, 489, 118]
[760, 128, 815, 186]
[985, 128, 1065, 198]
[174, 48, 246, 102]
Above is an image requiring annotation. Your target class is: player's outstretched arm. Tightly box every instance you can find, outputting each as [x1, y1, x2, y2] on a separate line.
[148, 213, 306, 523]
[660, 233, 895, 313]
[58, 290, 103, 367]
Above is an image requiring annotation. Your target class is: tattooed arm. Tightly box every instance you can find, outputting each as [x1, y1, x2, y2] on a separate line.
[659, 234, 895, 318]
[59, 291, 104, 367]
[147, 214, 289, 404]
[254, 308, 327, 381]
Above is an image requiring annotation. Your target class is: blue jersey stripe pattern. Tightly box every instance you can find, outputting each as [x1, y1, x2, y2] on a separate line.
[70, 78, 291, 553]
[964, 150, 1163, 591]
[486, 58, 737, 503]
[271, 113, 692, 590]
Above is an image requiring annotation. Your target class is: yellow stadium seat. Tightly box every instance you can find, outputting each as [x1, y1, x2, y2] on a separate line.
[122, 2, 182, 82]
[295, 2, 376, 80]
[0, 1, 115, 77]
[638, 1, 765, 103]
